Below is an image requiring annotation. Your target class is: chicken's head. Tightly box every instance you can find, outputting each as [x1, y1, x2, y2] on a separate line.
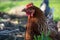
[22, 3, 35, 17]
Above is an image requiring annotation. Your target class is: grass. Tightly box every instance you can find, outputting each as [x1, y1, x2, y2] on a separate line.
[34, 35, 52, 40]
[0, 1, 41, 12]
[0, 0, 60, 22]
[34, 31, 52, 40]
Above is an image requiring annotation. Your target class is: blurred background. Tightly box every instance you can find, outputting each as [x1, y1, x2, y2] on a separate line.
[0, 0, 60, 21]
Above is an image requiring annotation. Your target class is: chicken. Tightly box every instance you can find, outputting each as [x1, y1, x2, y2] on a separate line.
[40, 0, 50, 17]
[22, 3, 48, 40]
[40, 1, 58, 40]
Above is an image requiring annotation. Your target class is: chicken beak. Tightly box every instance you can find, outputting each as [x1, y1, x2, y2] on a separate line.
[22, 8, 26, 12]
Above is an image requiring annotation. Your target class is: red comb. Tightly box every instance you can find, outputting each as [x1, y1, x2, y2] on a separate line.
[26, 3, 33, 9]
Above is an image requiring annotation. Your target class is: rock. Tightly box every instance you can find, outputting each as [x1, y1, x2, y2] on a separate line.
[57, 21, 60, 32]
[7, 6, 26, 16]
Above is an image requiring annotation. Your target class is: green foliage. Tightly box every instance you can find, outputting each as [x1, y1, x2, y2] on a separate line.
[34, 32, 52, 40]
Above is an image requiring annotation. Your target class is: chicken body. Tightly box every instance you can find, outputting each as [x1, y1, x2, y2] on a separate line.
[22, 3, 48, 40]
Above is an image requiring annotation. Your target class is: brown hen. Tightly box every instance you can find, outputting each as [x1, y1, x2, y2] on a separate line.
[22, 3, 57, 40]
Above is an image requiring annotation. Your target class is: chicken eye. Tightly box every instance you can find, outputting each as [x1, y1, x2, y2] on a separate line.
[29, 8, 32, 10]
[26, 9, 31, 12]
